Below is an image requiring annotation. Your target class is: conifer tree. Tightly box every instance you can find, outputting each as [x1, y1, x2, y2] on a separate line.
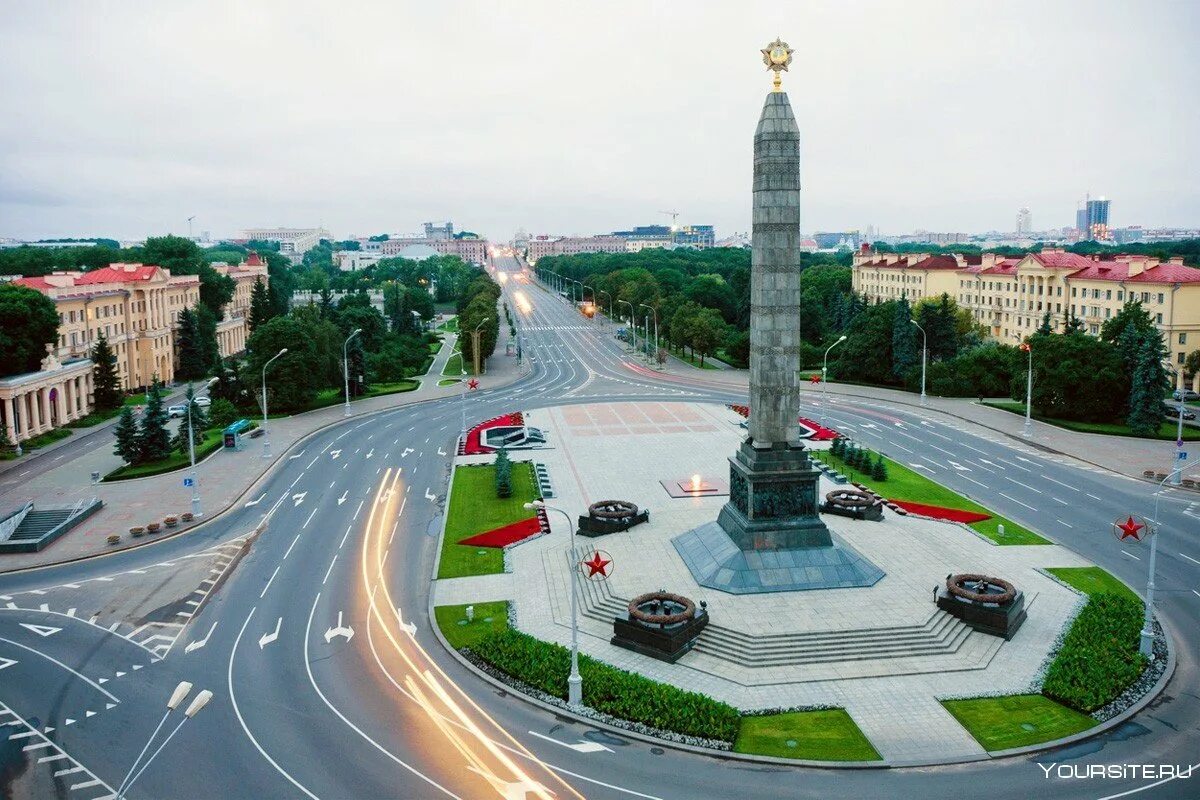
[171, 385, 209, 456]
[1037, 312, 1053, 335]
[1127, 331, 1168, 437]
[175, 307, 207, 381]
[494, 447, 512, 498]
[871, 454, 888, 481]
[137, 380, 172, 462]
[113, 405, 141, 464]
[891, 296, 918, 379]
[249, 277, 272, 333]
[91, 332, 122, 411]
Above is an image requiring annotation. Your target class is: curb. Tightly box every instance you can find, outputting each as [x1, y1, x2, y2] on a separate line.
[0, 365, 526, 577]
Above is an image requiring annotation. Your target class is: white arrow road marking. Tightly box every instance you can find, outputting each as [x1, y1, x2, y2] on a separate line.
[244, 492, 266, 507]
[184, 621, 218, 654]
[259, 617, 282, 650]
[437, 447, 447, 456]
[18, 623, 60, 638]
[337, 490, 348, 506]
[365, 448, 374, 459]
[324, 612, 354, 644]
[424, 488, 436, 501]
[0, 657, 16, 671]
[467, 767, 549, 800]
[330, 449, 342, 460]
[1016, 456, 1036, 463]
[947, 460, 972, 471]
[288, 450, 306, 460]
[292, 492, 307, 507]
[526, 730, 613, 753]
[401, 447, 414, 457]
[394, 608, 417, 636]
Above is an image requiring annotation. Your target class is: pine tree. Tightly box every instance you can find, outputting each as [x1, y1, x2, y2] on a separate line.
[1037, 312, 1053, 335]
[494, 447, 512, 498]
[871, 454, 888, 481]
[113, 405, 141, 464]
[1064, 308, 1085, 334]
[137, 380, 172, 462]
[195, 304, 222, 370]
[248, 277, 272, 333]
[171, 386, 208, 456]
[891, 296, 918, 379]
[1127, 331, 1168, 437]
[91, 332, 122, 410]
[831, 437, 844, 459]
[176, 307, 207, 381]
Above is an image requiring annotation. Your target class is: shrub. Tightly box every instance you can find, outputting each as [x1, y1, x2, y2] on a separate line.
[1042, 593, 1146, 712]
[469, 628, 741, 742]
[209, 398, 240, 430]
[871, 455, 888, 481]
[494, 447, 512, 498]
[830, 437, 844, 458]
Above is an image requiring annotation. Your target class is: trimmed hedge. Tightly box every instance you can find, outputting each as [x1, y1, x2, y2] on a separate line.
[468, 628, 741, 742]
[1042, 593, 1146, 713]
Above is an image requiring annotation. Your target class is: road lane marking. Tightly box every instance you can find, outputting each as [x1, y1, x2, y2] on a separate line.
[302, 508, 317, 529]
[1180, 552, 1200, 566]
[0, 636, 118, 702]
[1122, 550, 1141, 560]
[260, 566, 281, 599]
[998, 492, 1036, 511]
[353, 500, 364, 520]
[1040, 474, 1078, 491]
[322, 555, 338, 585]
[284, 534, 301, 559]
[339, 525, 353, 549]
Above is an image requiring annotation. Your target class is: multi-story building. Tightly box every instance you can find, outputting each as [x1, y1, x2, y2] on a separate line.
[1016, 207, 1032, 235]
[852, 247, 1200, 386]
[526, 235, 627, 264]
[376, 235, 488, 265]
[238, 227, 327, 259]
[423, 221, 454, 240]
[673, 225, 716, 248]
[335, 251, 385, 272]
[1, 256, 267, 445]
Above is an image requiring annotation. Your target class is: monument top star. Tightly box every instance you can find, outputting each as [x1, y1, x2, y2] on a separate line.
[761, 38, 794, 91]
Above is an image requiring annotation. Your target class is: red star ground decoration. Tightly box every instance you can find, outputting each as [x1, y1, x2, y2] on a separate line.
[467, 378, 479, 390]
[810, 373, 821, 384]
[1115, 516, 1145, 541]
[581, 551, 612, 579]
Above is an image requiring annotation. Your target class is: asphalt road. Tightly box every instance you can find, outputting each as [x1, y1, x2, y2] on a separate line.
[0, 255, 1195, 800]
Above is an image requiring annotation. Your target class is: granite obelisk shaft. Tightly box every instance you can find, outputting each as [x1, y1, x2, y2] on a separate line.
[749, 91, 802, 447]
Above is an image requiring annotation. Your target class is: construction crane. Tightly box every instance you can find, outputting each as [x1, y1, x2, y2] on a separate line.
[659, 210, 681, 231]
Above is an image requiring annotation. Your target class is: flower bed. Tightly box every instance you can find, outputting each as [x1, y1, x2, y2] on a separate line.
[890, 500, 991, 524]
[1042, 593, 1146, 713]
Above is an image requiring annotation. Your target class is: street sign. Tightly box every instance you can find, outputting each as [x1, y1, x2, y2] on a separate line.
[182, 477, 195, 487]
[1179, 451, 1188, 460]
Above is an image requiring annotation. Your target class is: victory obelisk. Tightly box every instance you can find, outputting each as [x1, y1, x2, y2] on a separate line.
[672, 40, 883, 593]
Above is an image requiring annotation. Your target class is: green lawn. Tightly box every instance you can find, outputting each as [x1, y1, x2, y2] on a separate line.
[438, 317, 459, 332]
[66, 406, 124, 428]
[674, 350, 719, 369]
[438, 378, 460, 387]
[819, 447, 1049, 544]
[942, 695, 1097, 751]
[434, 601, 511, 649]
[985, 401, 1200, 441]
[442, 351, 478, 377]
[714, 348, 747, 369]
[438, 463, 539, 578]
[1, 427, 73, 459]
[428, 339, 443, 354]
[1046, 566, 1139, 602]
[734, 709, 882, 761]
[103, 428, 226, 481]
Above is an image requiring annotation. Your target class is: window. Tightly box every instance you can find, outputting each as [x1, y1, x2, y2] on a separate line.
[1156, 313, 1163, 323]
[1071, 287, 1077, 297]
[1158, 293, 1165, 304]
[1057, 287, 1062, 296]
[1105, 308, 1111, 319]
[1180, 353, 1187, 364]
[1106, 290, 1112, 300]
[1180, 333, 1188, 345]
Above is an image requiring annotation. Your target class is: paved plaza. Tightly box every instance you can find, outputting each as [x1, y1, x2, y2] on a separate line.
[432, 400, 1100, 762]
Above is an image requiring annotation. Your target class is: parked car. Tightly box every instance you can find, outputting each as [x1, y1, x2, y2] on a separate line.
[167, 404, 188, 419]
[1161, 403, 1197, 421]
[1172, 389, 1200, 402]
[193, 395, 211, 408]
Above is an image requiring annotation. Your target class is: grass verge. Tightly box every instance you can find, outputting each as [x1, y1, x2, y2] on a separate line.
[819, 447, 1049, 545]
[434, 602, 510, 649]
[941, 695, 1097, 751]
[66, 406, 123, 428]
[984, 401, 1200, 441]
[673, 350, 719, 370]
[437, 462, 538, 579]
[1046, 566, 1139, 602]
[438, 379, 460, 387]
[1, 427, 73, 459]
[103, 428, 226, 481]
[734, 710, 881, 761]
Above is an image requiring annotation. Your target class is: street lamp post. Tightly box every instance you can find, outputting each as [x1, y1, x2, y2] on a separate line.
[597, 290, 612, 326]
[909, 318, 927, 406]
[342, 328, 362, 418]
[1164, 363, 1185, 486]
[117, 681, 213, 799]
[618, 299, 636, 352]
[1142, 455, 1200, 657]
[1021, 340, 1033, 438]
[820, 335, 848, 427]
[640, 303, 659, 365]
[525, 500, 582, 706]
[583, 284, 596, 323]
[186, 377, 219, 518]
[260, 348, 287, 459]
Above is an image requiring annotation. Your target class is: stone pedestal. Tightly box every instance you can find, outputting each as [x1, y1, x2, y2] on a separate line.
[717, 440, 831, 549]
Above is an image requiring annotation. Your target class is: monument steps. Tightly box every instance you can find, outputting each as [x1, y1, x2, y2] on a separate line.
[564, 553, 982, 668]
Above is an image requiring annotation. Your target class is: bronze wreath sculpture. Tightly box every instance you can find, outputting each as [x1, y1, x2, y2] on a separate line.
[823, 488, 876, 509]
[589, 500, 639, 520]
[946, 573, 1016, 605]
[628, 592, 696, 625]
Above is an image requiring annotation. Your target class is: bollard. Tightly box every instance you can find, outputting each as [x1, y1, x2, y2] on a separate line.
[997, 523, 1005, 538]
[465, 605, 475, 623]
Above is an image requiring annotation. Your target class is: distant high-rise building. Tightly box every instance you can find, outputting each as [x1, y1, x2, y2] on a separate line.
[423, 221, 454, 240]
[1015, 207, 1032, 234]
[1074, 195, 1111, 240]
[1075, 203, 1089, 234]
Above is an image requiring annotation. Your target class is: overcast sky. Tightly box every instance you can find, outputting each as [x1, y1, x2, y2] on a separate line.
[1, 1, 1197, 243]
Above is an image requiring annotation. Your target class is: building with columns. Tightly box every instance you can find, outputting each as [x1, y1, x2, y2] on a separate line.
[1, 255, 268, 446]
[852, 246, 1200, 390]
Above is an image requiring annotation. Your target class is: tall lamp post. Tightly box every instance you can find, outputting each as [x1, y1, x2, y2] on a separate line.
[1164, 362, 1185, 486]
[524, 499, 582, 706]
[583, 284, 596, 323]
[909, 318, 927, 406]
[640, 303, 659, 365]
[1020, 340, 1033, 437]
[597, 290, 612, 326]
[820, 335, 847, 427]
[186, 376, 219, 517]
[1142, 456, 1200, 656]
[260, 348, 287, 459]
[618, 300, 636, 352]
[342, 327, 362, 418]
[116, 681, 213, 799]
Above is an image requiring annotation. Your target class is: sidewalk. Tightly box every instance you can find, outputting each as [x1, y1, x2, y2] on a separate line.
[648, 362, 1192, 485]
[0, 326, 528, 573]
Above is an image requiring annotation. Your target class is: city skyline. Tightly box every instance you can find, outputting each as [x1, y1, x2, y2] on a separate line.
[2, 1, 1197, 242]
